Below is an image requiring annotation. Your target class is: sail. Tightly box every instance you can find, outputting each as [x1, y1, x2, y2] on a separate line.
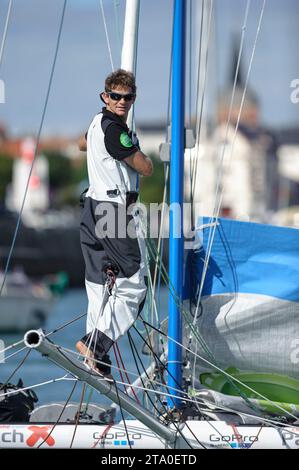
[184, 217, 299, 381]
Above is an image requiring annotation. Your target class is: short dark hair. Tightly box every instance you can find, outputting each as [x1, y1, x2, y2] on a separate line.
[105, 69, 136, 94]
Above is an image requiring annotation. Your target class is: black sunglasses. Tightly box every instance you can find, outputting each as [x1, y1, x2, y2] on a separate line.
[106, 91, 135, 102]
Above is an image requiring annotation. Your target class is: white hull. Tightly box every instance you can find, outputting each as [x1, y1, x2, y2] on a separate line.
[0, 296, 53, 332]
[0, 421, 298, 449]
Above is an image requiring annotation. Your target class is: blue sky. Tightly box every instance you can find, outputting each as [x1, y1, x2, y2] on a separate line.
[0, 0, 298, 137]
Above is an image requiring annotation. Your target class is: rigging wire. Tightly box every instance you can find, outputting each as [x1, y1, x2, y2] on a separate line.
[128, 336, 197, 449]
[147, 253, 261, 411]
[92, 421, 115, 449]
[36, 379, 78, 449]
[64, 329, 299, 427]
[134, 324, 210, 448]
[192, 397, 299, 435]
[113, 342, 140, 402]
[113, 0, 122, 57]
[47, 311, 86, 336]
[190, 0, 205, 206]
[139, 320, 207, 449]
[130, 0, 273, 416]
[0, 376, 75, 399]
[191, 337, 199, 390]
[9, 331, 298, 433]
[193, 0, 204, 127]
[127, 331, 165, 422]
[59, 342, 209, 449]
[149, 0, 173, 309]
[145, 231, 228, 359]
[99, 0, 115, 70]
[147, 168, 169, 360]
[62, 345, 141, 379]
[248, 423, 265, 449]
[4, 346, 27, 361]
[113, 344, 128, 394]
[189, 0, 251, 346]
[129, 3, 214, 389]
[214, 0, 267, 219]
[0, 338, 24, 356]
[2, 300, 292, 442]
[62, 340, 207, 432]
[187, 0, 194, 229]
[144, 260, 167, 373]
[0, 311, 87, 364]
[69, 382, 86, 448]
[146, 230, 230, 353]
[114, 376, 132, 450]
[192, 0, 251, 318]
[139, 320, 288, 445]
[82, 386, 94, 415]
[190, 0, 214, 205]
[3, 344, 298, 440]
[28, 345, 130, 433]
[0, 4, 84, 422]
[1, 350, 31, 389]
[146, 251, 162, 326]
[1, 363, 297, 438]
[193, 0, 267, 319]
[134, 318, 271, 447]
[187, 0, 265, 383]
[140, 229, 281, 416]
[141, 318, 299, 422]
[0, 0, 12, 72]
[61, 344, 209, 410]
[0, 0, 67, 298]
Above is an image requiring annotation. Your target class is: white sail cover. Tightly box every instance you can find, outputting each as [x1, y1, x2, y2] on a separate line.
[184, 217, 299, 379]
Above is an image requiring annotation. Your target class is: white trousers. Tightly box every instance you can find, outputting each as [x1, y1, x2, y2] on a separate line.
[85, 269, 147, 342]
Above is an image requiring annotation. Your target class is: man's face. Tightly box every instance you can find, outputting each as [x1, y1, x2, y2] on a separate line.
[102, 86, 136, 121]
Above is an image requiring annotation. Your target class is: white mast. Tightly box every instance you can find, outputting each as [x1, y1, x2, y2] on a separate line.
[121, 0, 139, 72]
[121, 0, 140, 128]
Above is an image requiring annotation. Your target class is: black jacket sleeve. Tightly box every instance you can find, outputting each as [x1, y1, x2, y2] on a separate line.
[104, 123, 139, 161]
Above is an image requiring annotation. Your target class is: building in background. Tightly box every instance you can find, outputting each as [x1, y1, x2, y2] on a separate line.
[185, 41, 299, 225]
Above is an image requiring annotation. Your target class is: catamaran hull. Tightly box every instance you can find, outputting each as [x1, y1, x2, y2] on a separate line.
[0, 421, 298, 449]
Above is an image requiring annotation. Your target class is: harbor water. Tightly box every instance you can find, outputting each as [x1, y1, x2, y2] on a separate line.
[0, 288, 168, 408]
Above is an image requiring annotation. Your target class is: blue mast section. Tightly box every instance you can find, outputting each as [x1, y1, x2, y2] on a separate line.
[167, 0, 186, 408]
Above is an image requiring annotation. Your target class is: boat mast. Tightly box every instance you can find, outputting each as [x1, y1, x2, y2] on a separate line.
[121, 0, 140, 129]
[167, 0, 186, 408]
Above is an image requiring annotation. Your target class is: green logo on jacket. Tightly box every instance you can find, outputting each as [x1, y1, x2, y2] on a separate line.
[120, 132, 133, 148]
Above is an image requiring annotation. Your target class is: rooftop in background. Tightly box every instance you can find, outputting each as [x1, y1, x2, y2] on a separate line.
[0, 124, 83, 160]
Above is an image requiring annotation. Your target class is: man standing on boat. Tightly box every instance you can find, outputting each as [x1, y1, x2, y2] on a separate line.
[76, 69, 153, 377]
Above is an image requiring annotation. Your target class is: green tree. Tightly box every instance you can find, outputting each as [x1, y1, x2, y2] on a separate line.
[0, 153, 13, 202]
[43, 151, 72, 189]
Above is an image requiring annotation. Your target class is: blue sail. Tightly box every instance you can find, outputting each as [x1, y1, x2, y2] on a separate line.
[184, 217, 299, 379]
